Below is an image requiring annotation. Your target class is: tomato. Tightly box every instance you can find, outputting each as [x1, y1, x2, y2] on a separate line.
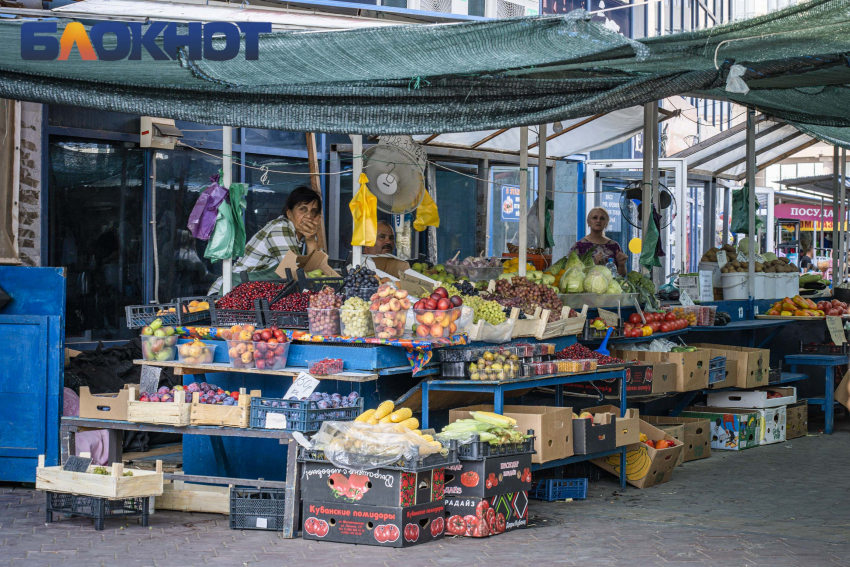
[660, 322, 671, 333]
[651, 322, 661, 333]
[304, 517, 319, 535]
[629, 313, 642, 325]
[314, 519, 329, 538]
[495, 513, 506, 534]
[404, 523, 420, 542]
[431, 516, 444, 538]
[460, 471, 479, 487]
[446, 515, 466, 536]
[642, 325, 652, 337]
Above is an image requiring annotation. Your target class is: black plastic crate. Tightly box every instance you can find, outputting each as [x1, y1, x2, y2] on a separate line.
[298, 442, 459, 473]
[293, 267, 345, 293]
[174, 295, 218, 325]
[210, 298, 265, 328]
[530, 479, 588, 501]
[455, 430, 536, 460]
[264, 283, 309, 329]
[125, 302, 181, 329]
[45, 492, 149, 531]
[229, 488, 286, 531]
[437, 347, 484, 362]
[800, 342, 850, 355]
[708, 356, 726, 385]
[250, 397, 363, 432]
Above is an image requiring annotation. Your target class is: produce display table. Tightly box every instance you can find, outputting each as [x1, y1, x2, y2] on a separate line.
[135, 360, 380, 382]
[59, 417, 302, 538]
[420, 368, 629, 489]
[688, 319, 793, 348]
[784, 353, 847, 434]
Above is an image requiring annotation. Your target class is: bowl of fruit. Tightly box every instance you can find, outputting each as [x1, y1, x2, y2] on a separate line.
[411, 287, 463, 339]
[176, 339, 216, 364]
[227, 325, 289, 370]
[140, 319, 179, 361]
[340, 297, 374, 337]
[368, 284, 410, 339]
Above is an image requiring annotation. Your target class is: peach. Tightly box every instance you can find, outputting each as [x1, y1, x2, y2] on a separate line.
[400, 298, 411, 309]
[416, 324, 430, 337]
[228, 347, 239, 358]
[370, 293, 380, 301]
[370, 301, 381, 311]
[244, 325, 255, 334]
[241, 352, 253, 364]
[388, 298, 401, 311]
[420, 312, 435, 326]
[231, 325, 242, 334]
[236, 343, 247, 355]
[430, 324, 443, 337]
[452, 308, 461, 321]
[239, 330, 253, 341]
[394, 289, 409, 299]
[440, 315, 451, 328]
[377, 285, 394, 298]
[379, 303, 391, 312]
[450, 322, 457, 334]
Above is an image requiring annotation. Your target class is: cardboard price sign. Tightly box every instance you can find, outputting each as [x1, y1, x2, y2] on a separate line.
[597, 308, 620, 327]
[826, 316, 846, 345]
[680, 290, 696, 307]
[63, 455, 92, 472]
[140, 366, 162, 395]
[284, 372, 320, 400]
[716, 250, 728, 268]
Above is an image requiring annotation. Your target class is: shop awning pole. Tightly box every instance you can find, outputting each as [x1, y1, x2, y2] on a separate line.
[746, 109, 756, 299]
[222, 125, 233, 294]
[842, 149, 847, 282]
[537, 124, 547, 253]
[723, 185, 730, 247]
[833, 146, 840, 281]
[351, 134, 363, 267]
[821, 197, 825, 250]
[519, 127, 528, 278]
[641, 103, 653, 273]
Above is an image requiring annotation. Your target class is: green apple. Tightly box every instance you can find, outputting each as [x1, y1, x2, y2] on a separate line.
[150, 318, 163, 331]
[154, 329, 166, 337]
[141, 326, 153, 336]
[164, 326, 175, 336]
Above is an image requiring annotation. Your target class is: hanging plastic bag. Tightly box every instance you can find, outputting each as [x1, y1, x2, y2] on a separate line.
[187, 174, 229, 241]
[413, 190, 440, 231]
[205, 183, 247, 263]
[639, 204, 663, 269]
[350, 173, 378, 246]
[730, 183, 765, 235]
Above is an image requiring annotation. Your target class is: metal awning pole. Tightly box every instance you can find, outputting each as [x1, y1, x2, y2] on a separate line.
[821, 197, 825, 250]
[222, 125, 233, 294]
[519, 127, 529, 277]
[641, 103, 653, 271]
[746, 109, 756, 299]
[723, 185, 730, 247]
[351, 134, 363, 267]
[537, 124, 547, 253]
[842, 149, 847, 282]
[833, 146, 840, 282]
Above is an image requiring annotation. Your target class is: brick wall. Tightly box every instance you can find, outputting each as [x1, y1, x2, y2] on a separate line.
[17, 102, 41, 267]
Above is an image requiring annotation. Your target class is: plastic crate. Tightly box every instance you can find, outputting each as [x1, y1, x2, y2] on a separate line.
[45, 492, 150, 531]
[708, 356, 726, 385]
[229, 488, 286, 531]
[530, 479, 588, 501]
[456, 430, 536, 460]
[799, 342, 850, 355]
[174, 295, 218, 325]
[249, 397, 362, 432]
[264, 283, 309, 329]
[298, 442, 459, 473]
[125, 303, 181, 329]
[210, 298, 265, 328]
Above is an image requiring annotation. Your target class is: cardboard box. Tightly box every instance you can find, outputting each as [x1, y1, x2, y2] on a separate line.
[65, 348, 81, 368]
[836, 370, 850, 412]
[757, 405, 786, 445]
[573, 413, 616, 454]
[78, 386, 130, 421]
[301, 500, 445, 547]
[301, 464, 444, 508]
[583, 405, 639, 446]
[703, 348, 737, 389]
[444, 454, 532, 498]
[560, 364, 677, 397]
[365, 255, 412, 280]
[786, 401, 808, 439]
[679, 406, 759, 451]
[591, 421, 683, 489]
[691, 344, 769, 389]
[612, 349, 709, 392]
[275, 249, 341, 280]
[444, 491, 528, 537]
[642, 415, 711, 462]
[449, 405, 573, 464]
[652, 423, 685, 465]
[707, 386, 797, 409]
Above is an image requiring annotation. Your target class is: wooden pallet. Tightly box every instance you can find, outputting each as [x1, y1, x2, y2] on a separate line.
[128, 387, 191, 426]
[36, 455, 163, 499]
[157, 475, 230, 515]
[190, 388, 258, 428]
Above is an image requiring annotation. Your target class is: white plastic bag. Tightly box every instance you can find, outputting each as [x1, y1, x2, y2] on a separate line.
[465, 318, 516, 344]
[310, 421, 442, 470]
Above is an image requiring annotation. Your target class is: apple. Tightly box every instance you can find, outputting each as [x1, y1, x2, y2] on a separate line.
[153, 328, 166, 337]
[149, 318, 163, 331]
[252, 333, 262, 342]
[425, 298, 438, 310]
[434, 287, 449, 299]
[437, 298, 452, 310]
[141, 326, 153, 336]
[261, 330, 272, 341]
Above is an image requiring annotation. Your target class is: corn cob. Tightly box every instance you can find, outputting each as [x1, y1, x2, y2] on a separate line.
[389, 408, 413, 423]
[355, 409, 376, 423]
[379, 415, 393, 424]
[366, 417, 379, 425]
[398, 417, 419, 430]
[411, 430, 422, 436]
[421, 434, 434, 442]
[470, 411, 516, 427]
[373, 401, 394, 420]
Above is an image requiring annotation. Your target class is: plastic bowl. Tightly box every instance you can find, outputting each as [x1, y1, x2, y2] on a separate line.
[141, 335, 179, 362]
[340, 308, 374, 337]
[370, 309, 408, 339]
[308, 308, 341, 336]
[308, 358, 344, 376]
[444, 264, 503, 282]
[254, 341, 290, 371]
[176, 342, 216, 365]
[411, 307, 461, 339]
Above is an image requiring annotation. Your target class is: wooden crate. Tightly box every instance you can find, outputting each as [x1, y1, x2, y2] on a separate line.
[190, 388, 259, 428]
[36, 455, 163, 499]
[127, 387, 191, 426]
[510, 305, 588, 340]
[157, 477, 230, 515]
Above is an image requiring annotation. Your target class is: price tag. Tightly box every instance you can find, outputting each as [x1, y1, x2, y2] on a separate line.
[827, 316, 847, 345]
[264, 413, 288, 429]
[680, 290, 695, 306]
[256, 518, 268, 529]
[63, 455, 92, 472]
[597, 308, 620, 327]
[283, 372, 320, 400]
[716, 250, 728, 268]
[140, 367, 162, 395]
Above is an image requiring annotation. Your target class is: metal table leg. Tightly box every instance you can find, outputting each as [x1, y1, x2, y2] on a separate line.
[283, 441, 300, 539]
[494, 384, 504, 414]
[619, 446, 627, 491]
[826, 365, 835, 435]
[555, 385, 564, 407]
[619, 370, 627, 491]
[421, 382, 430, 430]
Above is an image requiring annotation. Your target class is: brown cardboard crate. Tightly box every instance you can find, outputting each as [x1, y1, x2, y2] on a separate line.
[78, 386, 130, 422]
[785, 401, 808, 439]
[691, 344, 769, 389]
[592, 420, 683, 489]
[611, 349, 709, 392]
[582, 405, 639, 446]
[642, 415, 711, 462]
[653, 423, 685, 465]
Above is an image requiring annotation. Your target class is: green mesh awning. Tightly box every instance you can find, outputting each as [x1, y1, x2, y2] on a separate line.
[2, 0, 850, 135]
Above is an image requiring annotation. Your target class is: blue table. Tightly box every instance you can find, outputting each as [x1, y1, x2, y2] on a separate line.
[421, 368, 629, 490]
[687, 319, 793, 348]
[785, 354, 847, 434]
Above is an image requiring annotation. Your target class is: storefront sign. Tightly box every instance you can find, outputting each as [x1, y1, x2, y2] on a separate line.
[600, 192, 622, 232]
[501, 185, 521, 222]
[775, 204, 848, 231]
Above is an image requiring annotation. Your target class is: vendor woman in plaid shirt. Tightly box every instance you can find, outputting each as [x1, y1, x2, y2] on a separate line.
[209, 186, 322, 293]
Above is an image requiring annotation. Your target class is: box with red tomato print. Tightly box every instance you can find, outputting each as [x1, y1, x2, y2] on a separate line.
[300, 463, 445, 508]
[301, 501, 446, 547]
[444, 491, 528, 537]
[444, 454, 532, 498]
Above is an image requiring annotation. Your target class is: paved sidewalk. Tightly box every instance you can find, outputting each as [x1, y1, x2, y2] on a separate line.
[2, 419, 848, 567]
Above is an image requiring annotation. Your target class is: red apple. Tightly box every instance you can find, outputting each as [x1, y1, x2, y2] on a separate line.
[425, 298, 438, 310]
[435, 287, 449, 299]
[430, 292, 443, 302]
[437, 298, 452, 311]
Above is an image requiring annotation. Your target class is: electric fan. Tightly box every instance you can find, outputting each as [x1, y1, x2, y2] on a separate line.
[619, 180, 677, 229]
[362, 144, 426, 215]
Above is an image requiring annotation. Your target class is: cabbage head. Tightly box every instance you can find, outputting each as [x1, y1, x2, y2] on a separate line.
[564, 251, 584, 270]
[587, 264, 614, 284]
[606, 280, 623, 294]
[559, 267, 585, 293]
[584, 272, 609, 294]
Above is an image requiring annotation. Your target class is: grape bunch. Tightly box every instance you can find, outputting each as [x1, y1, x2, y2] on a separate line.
[454, 280, 479, 297]
[487, 277, 563, 322]
[309, 286, 343, 309]
[463, 295, 507, 325]
[343, 267, 380, 301]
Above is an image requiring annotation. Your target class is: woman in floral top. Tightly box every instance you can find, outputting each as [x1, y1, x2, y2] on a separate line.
[568, 207, 628, 276]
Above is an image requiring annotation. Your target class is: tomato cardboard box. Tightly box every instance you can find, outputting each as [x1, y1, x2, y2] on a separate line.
[444, 491, 528, 537]
[642, 415, 711, 462]
[301, 500, 445, 547]
[707, 386, 796, 409]
[679, 406, 759, 451]
[691, 344, 769, 389]
[300, 463, 444, 508]
[611, 349, 709, 392]
[786, 401, 808, 439]
[582, 405, 639, 446]
[449, 404, 572, 464]
[572, 412, 617, 454]
[560, 363, 677, 397]
[444, 454, 532, 498]
[591, 420, 683, 489]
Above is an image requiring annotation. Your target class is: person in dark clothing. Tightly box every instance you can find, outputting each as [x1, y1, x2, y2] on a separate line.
[799, 245, 814, 271]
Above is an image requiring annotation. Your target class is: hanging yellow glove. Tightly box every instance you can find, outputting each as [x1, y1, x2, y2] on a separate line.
[414, 190, 440, 231]
[349, 173, 378, 247]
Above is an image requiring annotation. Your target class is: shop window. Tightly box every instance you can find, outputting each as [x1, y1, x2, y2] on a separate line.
[435, 167, 477, 262]
[243, 130, 308, 152]
[489, 167, 538, 257]
[243, 154, 311, 241]
[48, 138, 144, 339]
